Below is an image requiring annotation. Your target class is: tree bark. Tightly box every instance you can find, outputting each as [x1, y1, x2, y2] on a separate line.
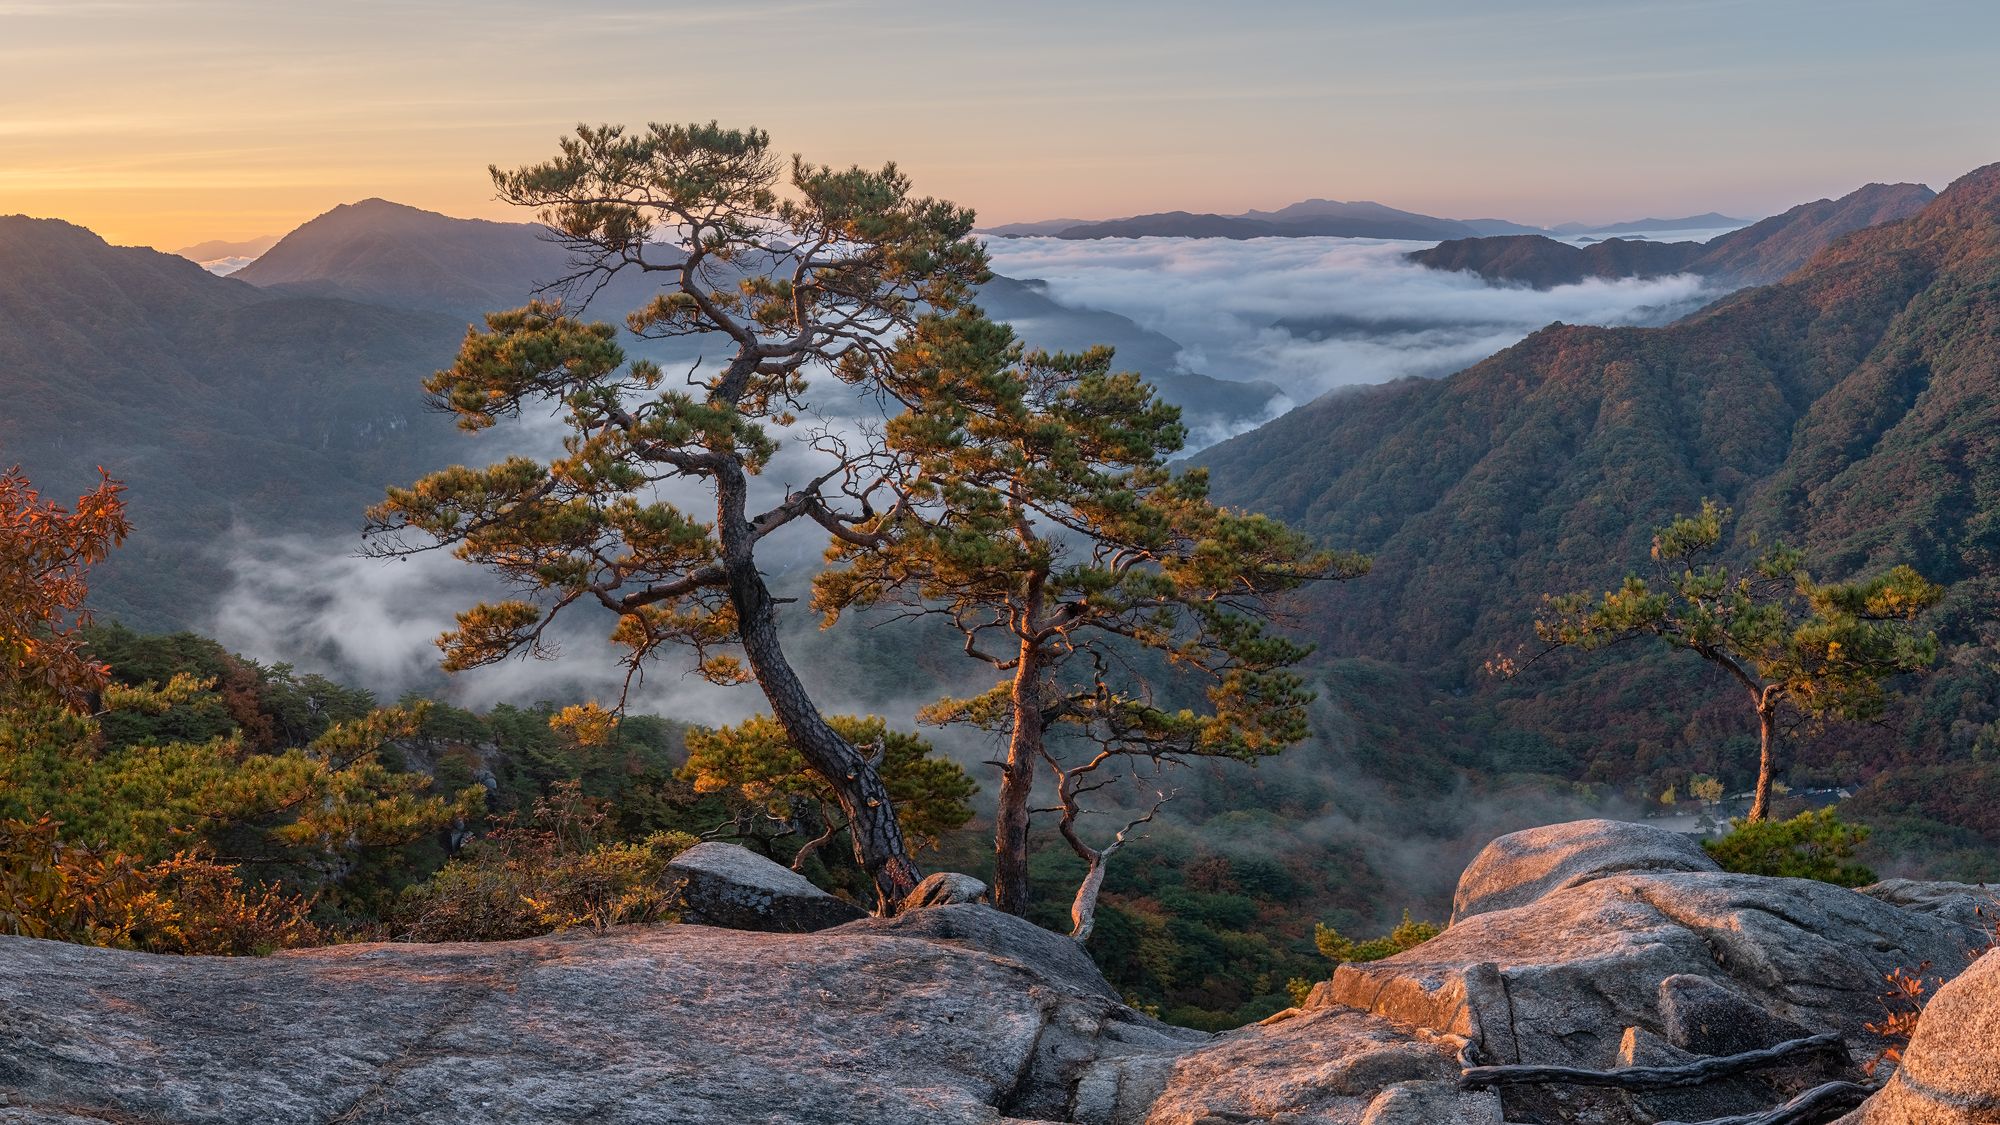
[711, 418, 920, 911]
[1748, 697, 1777, 823]
[992, 638, 1043, 916]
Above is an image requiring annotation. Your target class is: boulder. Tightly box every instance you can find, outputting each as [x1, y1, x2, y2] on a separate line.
[662, 840, 866, 933]
[1450, 818, 1720, 923]
[1631, 981, 1844, 1124]
[1323, 870, 1988, 1073]
[1659, 972, 1814, 1055]
[832, 903, 1118, 1001]
[905, 871, 992, 910]
[1861, 879, 2000, 935]
[1835, 949, 2000, 1124]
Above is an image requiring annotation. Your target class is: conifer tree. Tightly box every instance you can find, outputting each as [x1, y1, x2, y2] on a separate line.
[366, 123, 988, 907]
[1534, 500, 1942, 821]
[816, 312, 1367, 926]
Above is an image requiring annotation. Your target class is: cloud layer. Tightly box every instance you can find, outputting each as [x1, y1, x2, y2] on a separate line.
[985, 235, 1721, 402]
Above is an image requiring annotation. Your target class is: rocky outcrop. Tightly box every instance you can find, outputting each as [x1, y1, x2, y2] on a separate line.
[5, 820, 1997, 1125]
[1329, 871, 1986, 1063]
[660, 841, 866, 932]
[1449, 818, 1720, 922]
[1320, 821, 1994, 1123]
[1836, 949, 2000, 1124]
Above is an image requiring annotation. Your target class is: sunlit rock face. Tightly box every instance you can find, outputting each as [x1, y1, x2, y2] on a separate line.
[1322, 819, 1994, 1124]
[1448, 818, 1720, 923]
[1835, 949, 2000, 1125]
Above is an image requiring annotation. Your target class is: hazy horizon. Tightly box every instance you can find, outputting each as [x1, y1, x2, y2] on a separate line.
[5, 0, 1997, 249]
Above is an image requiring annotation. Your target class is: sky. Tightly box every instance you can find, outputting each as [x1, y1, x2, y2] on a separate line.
[4, 0, 1998, 249]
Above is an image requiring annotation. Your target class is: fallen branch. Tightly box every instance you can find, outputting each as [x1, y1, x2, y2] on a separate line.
[1655, 1079, 1876, 1125]
[1459, 1032, 1845, 1091]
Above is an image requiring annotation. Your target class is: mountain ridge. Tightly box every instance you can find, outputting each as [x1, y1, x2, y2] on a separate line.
[1408, 182, 1936, 289]
[232, 197, 1282, 428]
[0, 213, 472, 631]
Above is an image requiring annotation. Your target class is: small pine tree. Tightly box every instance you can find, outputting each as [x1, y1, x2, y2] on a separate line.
[1315, 910, 1441, 964]
[1535, 500, 1941, 821]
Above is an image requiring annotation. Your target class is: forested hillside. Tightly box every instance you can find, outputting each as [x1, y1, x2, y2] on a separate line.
[1203, 163, 2000, 876]
[0, 216, 470, 631]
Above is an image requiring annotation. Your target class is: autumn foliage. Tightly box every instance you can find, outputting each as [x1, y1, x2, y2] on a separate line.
[0, 466, 130, 706]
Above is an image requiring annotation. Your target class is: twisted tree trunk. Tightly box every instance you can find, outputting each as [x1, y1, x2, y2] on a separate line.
[992, 639, 1042, 916]
[714, 430, 919, 911]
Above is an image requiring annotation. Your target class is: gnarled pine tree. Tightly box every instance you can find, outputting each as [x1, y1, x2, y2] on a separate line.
[816, 312, 1367, 928]
[1534, 500, 1942, 821]
[365, 123, 988, 908]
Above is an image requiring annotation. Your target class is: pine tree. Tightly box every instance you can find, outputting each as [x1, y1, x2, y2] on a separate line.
[1534, 500, 1942, 821]
[365, 122, 988, 907]
[816, 312, 1367, 930]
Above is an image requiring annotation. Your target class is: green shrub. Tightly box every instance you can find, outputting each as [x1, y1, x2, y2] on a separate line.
[400, 781, 694, 942]
[1315, 909, 1441, 964]
[1702, 808, 1876, 887]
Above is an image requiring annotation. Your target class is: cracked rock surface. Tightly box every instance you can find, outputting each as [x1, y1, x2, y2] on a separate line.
[0, 914, 1199, 1125]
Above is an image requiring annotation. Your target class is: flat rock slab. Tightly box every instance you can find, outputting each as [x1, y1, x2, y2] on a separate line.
[0, 919, 1189, 1125]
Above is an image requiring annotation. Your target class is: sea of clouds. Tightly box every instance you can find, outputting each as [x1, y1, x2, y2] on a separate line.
[983, 235, 1723, 404]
